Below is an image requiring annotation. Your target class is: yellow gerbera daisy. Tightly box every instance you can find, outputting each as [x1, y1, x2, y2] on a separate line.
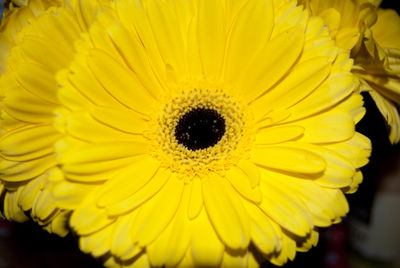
[299, 0, 400, 143]
[0, 0, 107, 235]
[49, 0, 371, 266]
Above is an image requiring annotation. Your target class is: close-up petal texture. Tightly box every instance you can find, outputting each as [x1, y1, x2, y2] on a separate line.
[0, 0, 374, 267]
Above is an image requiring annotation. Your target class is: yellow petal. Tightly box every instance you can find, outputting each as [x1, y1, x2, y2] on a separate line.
[19, 33, 70, 72]
[251, 146, 326, 174]
[70, 193, 115, 236]
[202, 173, 250, 250]
[110, 213, 139, 260]
[3, 86, 56, 123]
[86, 12, 126, 65]
[288, 73, 356, 120]
[97, 157, 161, 207]
[243, 200, 279, 255]
[47, 210, 69, 237]
[251, 57, 332, 115]
[226, 166, 262, 203]
[4, 190, 29, 222]
[87, 49, 156, 114]
[188, 176, 203, 220]
[255, 125, 305, 145]
[272, 1, 308, 38]
[224, 0, 273, 84]
[18, 173, 46, 211]
[130, 175, 184, 246]
[105, 167, 171, 216]
[283, 142, 355, 188]
[147, 185, 192, 267]
[335, 28, 360, 50]
[65, 59, 123, 109]
[259, 168, 336, 227]
[236, 160, 260, 189]
[0, 124, 59, 161]
[331, 93, 365, 124]
[0, 155, 55, 182]
[90, 106, 149, 135]
[296, 111, 355, 143]
[324, 132, 371, 169]
[345, 170, 363, 194]
[60, 142, 149, 182]
[324, 188, 349, 220]
[239, 27, 305, 103]
[197, 0, 225, 79]
[297, 229, 319, 252]
[145, 0, 187, 79]
[114, 0, 165, 80]
[368, 89, 400, 144]
[220, 250, 247, 268]
[186, 14, 203, 80]
[64, 112, 140, 143]
[191, 209, 224, 267]
[79, 224, 113, 257]
[52, 180, 97, 210]
[269, 230, 297, 266]
[14, 63, 58, 104]
[31, 187, 57, 221]
[130, 253, 151, 268]
[247, 251, 259, 268]
[106, 21, 164, 99]
[258, 174, 313, 237]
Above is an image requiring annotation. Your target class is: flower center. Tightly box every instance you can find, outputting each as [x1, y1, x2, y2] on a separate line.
[175, 108, 226, 150]
[150, 86, 255, 181]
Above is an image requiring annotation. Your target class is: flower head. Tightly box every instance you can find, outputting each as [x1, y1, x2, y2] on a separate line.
[300, 0, 400, 143]
[0, 0, 107, 235]
[48, 0, 371, 266]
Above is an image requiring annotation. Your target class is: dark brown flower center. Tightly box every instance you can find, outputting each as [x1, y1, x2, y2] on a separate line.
[175, 108, 226, 150]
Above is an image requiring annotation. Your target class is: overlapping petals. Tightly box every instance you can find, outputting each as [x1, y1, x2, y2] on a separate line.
[0, 0, 109, 235]
[300, 0, 400, 143]
[48, 0, 371, 267]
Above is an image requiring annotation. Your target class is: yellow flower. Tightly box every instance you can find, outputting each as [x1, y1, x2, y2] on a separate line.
[298, 0, 379, 51]
[50, 0, 370, 267]
[354, 7, 400, 143]
[299, 0, 400, 143]
[0, 0, 107, 235]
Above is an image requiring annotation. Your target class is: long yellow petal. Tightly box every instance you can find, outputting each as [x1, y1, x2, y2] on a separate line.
[96, 157, 161, 207]
[243, 200, 279, 255]
[130, 175, 184, 246]
[191, 209, 224, 267]
[239, 28, 304, 103]
[0, 124, 59, 161]
[87, 49, 156, 114]
[187, 176, 203, 220]
[224, 0, 273, 84]
[202, 173, 250, 250]
[255, 125, 305, 145]
[70, 193, 115, 236]
[105, 167, 171, 216]
[258, 173, 313, 237]
[147, 184, 192, 267]
[197, 0, 226, 79]
[225, 166, 262, 203]
[251, 146, 326, 174]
